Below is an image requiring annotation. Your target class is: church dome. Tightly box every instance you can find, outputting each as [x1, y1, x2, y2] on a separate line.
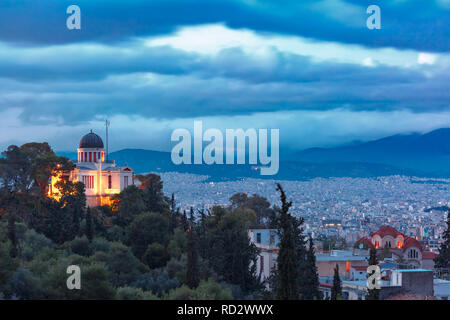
[79, 130, 104, 148]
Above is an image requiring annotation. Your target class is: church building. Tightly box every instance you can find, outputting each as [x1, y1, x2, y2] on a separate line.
[355, 225, 434, 268]
[49, 130, 133, 207]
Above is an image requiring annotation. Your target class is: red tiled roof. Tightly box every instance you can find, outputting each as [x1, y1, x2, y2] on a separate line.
[422, 251, 436, 259]
[371, 225, 404, 238]
[403, 237, 423, 252]
[320, 283, 333, 288]
[355, 237, 375, 249]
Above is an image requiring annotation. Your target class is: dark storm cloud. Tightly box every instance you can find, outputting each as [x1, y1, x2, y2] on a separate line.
[0, 0, 449, 52]
[0, 41, 427, 85]
[0, 41, 448, 125]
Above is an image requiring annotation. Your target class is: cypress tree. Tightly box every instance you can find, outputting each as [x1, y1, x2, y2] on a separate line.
[170, 193, 176, 213]
[366, 247, 380, 300]
[435, 210, 450, 273]
[331, 264, 342, 300]
[186, 226, 200, 288]
[300, 236, 321, 300]
[293, 216, 308, 298]
[181, 210, 189, 231]
[189, 207, 195, 224]
[275, 183, 299, 300]
[86, 207, 93, 242]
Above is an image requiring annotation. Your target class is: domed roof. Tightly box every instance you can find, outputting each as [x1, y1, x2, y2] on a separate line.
[403, 237, 423, 252]
[79, 130, 104, 148]
[371, 226, 404, 239]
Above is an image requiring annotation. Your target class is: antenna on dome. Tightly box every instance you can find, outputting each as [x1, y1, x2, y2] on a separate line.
[105, 119, 110, 161]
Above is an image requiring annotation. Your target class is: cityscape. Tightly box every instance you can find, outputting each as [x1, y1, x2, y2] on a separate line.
[161, 173, 449, 247]
[0, 0, 449, 314]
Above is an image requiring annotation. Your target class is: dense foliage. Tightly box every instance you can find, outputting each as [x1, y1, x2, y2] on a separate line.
[0, 142, 321, 300]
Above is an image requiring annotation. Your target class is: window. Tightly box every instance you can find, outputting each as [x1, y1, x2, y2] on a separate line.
[256, 233, 261, 244]
[124, 176, 129, 188]
[108, 175, 112, 189]
[93, 152, 97, 162]
[82, 175, 94, 189]
[89, 152, 92, 162]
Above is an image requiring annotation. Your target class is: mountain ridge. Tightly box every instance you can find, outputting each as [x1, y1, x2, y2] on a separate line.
[56, 128, 450, 179]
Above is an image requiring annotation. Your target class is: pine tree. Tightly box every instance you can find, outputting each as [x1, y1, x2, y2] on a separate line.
[86, 207, 93, 242]
[366, 247, 380, 300]
[275, 183, 299, 300]
[435, 210, 450, 273]
[7, 212, 17, 258]
[186, 226, 200, 288]
[331, 264, 342, 300]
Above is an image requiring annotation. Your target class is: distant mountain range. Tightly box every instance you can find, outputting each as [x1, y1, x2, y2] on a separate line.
[57, 128, 450, 180]
[292, 128, 450, 177]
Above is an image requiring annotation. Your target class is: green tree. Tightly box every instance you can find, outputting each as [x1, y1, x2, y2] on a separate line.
[0, 241, 19, 288]
[39, 198, 77, 244]
[203, 206, 260, 294]
[115, 286, 158, 300]
[135, 173, 170, 213]
[331, 264, 342, 300]
[7, 213, 17, 258]
[300, 236, 321, 300]
[435, 210, 450, 273]
[166, 279, 233, 300]
[131, 269, 180, 297]
[111, 185, 146, 226]
[229, 193, 275, 227]
[274, 183, 298, 300]
[186, 227, 200, 288]
[0, 143, 73, 195]
[104, 242, 149, 287]
[167, 227, 187, 259]
[54, 180, 86, 239]
[86, 207, 94, 242]
[128, 212, 171, 260]
[143, 243, 170, 269]
[2, 267, 44, 300]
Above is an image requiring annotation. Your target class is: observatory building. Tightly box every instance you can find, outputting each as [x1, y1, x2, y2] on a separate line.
[49, 130, 133, 207]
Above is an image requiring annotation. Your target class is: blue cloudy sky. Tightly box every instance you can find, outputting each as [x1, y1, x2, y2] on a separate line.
[0, 0, 449, 152]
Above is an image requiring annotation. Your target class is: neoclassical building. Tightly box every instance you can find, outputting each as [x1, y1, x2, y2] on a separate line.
[355, 225, 426, 267]
[49, 130, 133, 207]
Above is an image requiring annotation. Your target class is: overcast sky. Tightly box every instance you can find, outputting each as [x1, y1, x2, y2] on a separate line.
[0, 0, 449, 152]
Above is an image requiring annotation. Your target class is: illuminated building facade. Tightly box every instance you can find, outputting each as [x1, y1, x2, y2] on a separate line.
[49, 130, 133, 207]
[355, 225, 432, 268]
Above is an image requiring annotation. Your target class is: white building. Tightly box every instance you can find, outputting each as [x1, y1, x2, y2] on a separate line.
[248, 229, 279, 287]
[50, 130, 133, 207]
